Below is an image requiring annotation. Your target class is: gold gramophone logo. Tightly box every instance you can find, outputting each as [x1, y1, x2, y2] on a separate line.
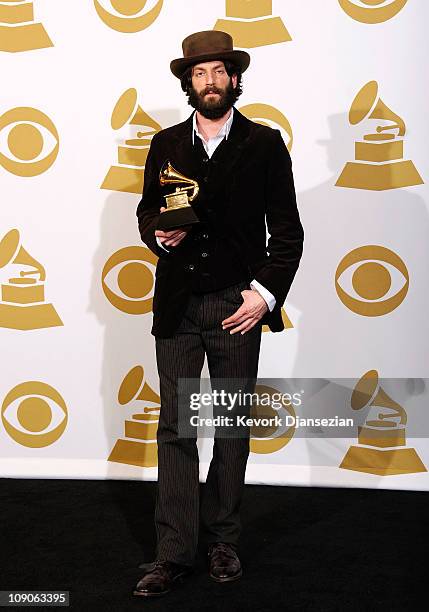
[93, 0, 163, 33]
[0, 0, 53, 52]
[335, 245, 408, 317]
[340, 370, 427, 475]
[338, 0, 408, 24]
[336, 81, 423, 191]
[0, 107, 59, 177]
[0, 229, 63, 330]
[108, 365, 160, 467]
[239, 103, 293, 151]
[101, 88, 161, 194]
[2, 381, 68, 448]
[214, 0, 291, 48]
[250, 384, 295, 454]
[102, 245, 157, 314]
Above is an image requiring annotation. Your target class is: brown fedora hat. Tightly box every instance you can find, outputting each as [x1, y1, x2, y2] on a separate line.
[170, 30, 250, 79]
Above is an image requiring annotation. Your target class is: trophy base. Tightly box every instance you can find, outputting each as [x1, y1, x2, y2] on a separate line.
[108, 439, 158, 468]
[157, 206, 200, 231]
[336, 160, 424, 191]
[340, 445, 427, 476]
[214, 16, 291, 48]
[0, 302, 63, 330]
[0, 23, 53, 53]
[101, 165, 144, 195]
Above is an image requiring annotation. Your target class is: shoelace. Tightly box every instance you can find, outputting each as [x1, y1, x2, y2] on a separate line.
[209, 543, 236, 558]
[150, 561, 171, 576]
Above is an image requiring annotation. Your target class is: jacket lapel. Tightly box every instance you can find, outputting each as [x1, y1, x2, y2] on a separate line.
[163, 108, 253, 205]
[167, 113, 199, 179]
[209, 109, 252, 195]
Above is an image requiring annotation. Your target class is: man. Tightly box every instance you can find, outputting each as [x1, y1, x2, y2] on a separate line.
[134, 30, 304, 597]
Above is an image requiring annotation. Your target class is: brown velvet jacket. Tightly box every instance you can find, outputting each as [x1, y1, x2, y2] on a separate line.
[136, 109, 304, 338]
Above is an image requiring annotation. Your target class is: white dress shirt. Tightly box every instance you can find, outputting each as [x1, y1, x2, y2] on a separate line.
[156, 108, 276, 312]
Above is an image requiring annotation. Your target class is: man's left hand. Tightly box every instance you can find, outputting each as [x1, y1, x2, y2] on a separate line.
[221, 288, 268, 335]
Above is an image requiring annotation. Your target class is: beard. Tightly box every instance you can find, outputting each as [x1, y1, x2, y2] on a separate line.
[187, 79, 239, 119]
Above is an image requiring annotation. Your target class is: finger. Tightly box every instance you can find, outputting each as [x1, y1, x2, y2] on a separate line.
[223, 307, 264, 329]
[165, 232, 186, 246]
[229, 318, 258, 335]
[222, 317, 247, 329]
[157, 228, 183, 238]
[162, 232, 182, 243]
[222, 315, 251, 330]
[222, 307, 247, 326]
[155, 230, 175, 238]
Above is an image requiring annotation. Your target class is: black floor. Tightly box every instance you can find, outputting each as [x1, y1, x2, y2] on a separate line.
[1, 478, 427, 611]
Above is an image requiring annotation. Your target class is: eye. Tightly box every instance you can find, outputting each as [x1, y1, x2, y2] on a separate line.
[102, 246, 157, 314]
[335, 245, 409, 316]
[93, 0, 164, 33]
[0, 107, 59, 177]
[1, 381, 68, 448]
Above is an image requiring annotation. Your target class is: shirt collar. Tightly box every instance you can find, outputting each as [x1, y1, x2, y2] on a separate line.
[192, 107, 234, 145]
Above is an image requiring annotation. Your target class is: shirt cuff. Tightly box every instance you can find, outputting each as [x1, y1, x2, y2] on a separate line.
[250, 279, 276, 312]
[155, 236, 170, 252]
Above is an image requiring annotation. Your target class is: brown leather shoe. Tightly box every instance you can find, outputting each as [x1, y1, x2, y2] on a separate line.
[133, 560, 191, 597]
[208, 542, 242, 582]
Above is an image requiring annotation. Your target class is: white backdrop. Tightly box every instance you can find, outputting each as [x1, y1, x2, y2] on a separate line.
[1, 0, 428, 490]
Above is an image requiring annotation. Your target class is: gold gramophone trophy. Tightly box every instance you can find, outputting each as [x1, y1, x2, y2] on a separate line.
[336, 81, 423, 191]
[340, 370, 427, 476]
[158, 160, 200, 231]
[0, 229, 62, 330]
[108, 365, 160, 468]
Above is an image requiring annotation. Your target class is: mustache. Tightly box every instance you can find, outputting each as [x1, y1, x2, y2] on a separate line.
[199, 86, 224, 97]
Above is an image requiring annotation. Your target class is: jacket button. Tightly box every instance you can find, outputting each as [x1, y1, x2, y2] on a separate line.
[202, 233, 208, 239]
[187, 264, 195, 270]
[201, 252, 208, 258]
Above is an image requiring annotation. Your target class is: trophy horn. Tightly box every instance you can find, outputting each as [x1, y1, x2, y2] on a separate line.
[349, 81, 405, 137]
[0, 229, 45, 280]
[351, 369, 407, 427]
[159, 161, 199, 202]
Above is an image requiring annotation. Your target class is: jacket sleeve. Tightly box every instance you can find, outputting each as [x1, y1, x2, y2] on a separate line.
[136, 133, 170, 258]
[253, 129, 304, 306]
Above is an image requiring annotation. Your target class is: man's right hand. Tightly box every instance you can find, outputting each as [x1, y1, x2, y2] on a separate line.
[155, 207, 190, 247]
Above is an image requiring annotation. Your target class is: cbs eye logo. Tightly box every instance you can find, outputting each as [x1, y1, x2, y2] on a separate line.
[2, 382, 68, 448]
[93, 0, 164, 33]
[239, 103, 293, 151]
[335, 245, 409, 316]
[338, 0, 408, 24]
[0, 107, 59, 177]
[102, 246, 157, 314]
[250, 385, 296, 455]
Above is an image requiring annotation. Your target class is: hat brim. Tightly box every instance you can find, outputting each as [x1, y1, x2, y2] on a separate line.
[170, 50, 250, 79]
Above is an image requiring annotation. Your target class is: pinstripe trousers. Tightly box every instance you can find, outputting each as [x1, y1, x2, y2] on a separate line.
[154, 279, 263, 567]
